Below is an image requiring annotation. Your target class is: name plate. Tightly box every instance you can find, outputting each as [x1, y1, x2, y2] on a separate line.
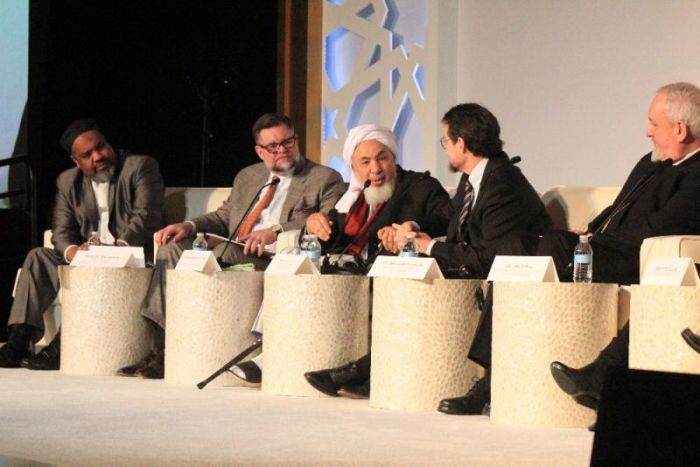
[71, 246, 144, 268]
[265, 254, 319, 275]
[175, 250, 222, 273]
[367, 256, 444, 282]
[641, 257, 699, 286]
[487, 255, 559, 283]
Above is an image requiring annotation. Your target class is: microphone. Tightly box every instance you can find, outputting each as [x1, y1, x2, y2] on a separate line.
[320, 179, 372, 274]
[510, 156, 522, 164]
[217, 176, 281, 266]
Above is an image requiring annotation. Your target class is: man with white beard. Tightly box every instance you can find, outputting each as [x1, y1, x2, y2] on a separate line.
[277, 123, 452, 398]
[304, 124, 452, 263]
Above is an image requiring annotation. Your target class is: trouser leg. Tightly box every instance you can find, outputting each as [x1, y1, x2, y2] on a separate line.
[9, 247, 64, 342]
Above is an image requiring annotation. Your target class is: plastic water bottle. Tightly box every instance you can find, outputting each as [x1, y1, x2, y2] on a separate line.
[192, 233, 208, 251]
[399, 232, 419, 257]
[87, 231, 99, 250]
[300, 234, 322, 268]
[573, 235, 593, 283]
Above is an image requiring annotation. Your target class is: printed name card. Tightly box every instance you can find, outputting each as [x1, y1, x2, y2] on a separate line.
[367, 256, 444, 282]
[71, 246, 144, 268]
[265, 254, 320, 275]
[175, 250, 222, 274]
[641, 257, 699, 286]
[487, 256, 559, 283]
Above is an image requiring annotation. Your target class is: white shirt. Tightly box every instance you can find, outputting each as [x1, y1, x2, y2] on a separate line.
[91, 180, 116, 244]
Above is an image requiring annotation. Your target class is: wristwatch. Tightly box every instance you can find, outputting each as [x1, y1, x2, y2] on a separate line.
[270, 224, 284, 235]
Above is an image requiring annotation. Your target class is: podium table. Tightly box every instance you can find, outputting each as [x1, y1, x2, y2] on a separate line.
[164, 270, 264, 386]
[629, 285, 700, 375]
[491, 282, 618, 427]
[60, 266, 152, 375]
[262, 274, 370, 397]
[370, 278, 484, 411]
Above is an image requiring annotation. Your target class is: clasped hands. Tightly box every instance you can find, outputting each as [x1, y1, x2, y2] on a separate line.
[154, 222, 275, 257]
[305, 213, 431, 254]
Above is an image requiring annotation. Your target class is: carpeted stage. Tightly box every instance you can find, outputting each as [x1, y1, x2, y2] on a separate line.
[0, 369, 593, 466]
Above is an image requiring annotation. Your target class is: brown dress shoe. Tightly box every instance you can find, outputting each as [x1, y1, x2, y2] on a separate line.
[117, 349, 163, 378]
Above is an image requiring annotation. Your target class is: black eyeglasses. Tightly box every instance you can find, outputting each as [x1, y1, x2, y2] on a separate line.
[439, 136, 449, 149]
[257, 135, 297, 154]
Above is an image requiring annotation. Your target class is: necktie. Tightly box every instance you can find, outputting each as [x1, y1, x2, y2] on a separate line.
[237, 183, 278, 238]
[457, 179, 474, 237]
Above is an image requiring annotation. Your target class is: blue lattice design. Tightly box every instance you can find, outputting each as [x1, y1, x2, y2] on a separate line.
[325, 27, 365, 93]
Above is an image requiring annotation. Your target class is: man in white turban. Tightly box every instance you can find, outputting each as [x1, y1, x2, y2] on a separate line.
[305, 124, 451, 260]
[302, 123, 453, 398]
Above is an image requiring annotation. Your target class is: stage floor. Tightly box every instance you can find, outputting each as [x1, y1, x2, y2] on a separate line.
[0, 369, 593, 466]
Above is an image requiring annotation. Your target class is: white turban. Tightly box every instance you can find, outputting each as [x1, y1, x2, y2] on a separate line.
[335, 124, 398, 213]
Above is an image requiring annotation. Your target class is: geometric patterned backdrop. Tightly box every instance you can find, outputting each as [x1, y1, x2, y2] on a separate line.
[321, 0, 432, 181]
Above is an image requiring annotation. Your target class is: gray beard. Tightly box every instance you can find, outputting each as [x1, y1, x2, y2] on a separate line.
[90, 166, 114, 183]
[364, 180, 395, 206]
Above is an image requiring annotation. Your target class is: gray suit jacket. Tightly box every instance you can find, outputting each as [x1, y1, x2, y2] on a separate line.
[51, 151, 165, 259]
[191, 159, 344, 236]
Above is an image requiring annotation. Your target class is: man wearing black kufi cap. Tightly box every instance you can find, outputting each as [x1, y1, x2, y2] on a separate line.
[0, 119, 164, 370]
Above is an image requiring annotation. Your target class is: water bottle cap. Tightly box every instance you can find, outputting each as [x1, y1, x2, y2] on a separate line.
[406, 232, 416, 239]
[579, 235, 589, 243]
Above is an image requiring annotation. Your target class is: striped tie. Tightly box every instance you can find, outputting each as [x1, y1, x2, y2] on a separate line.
[457, 179, 474, 238]
[236, 183, 278, 239]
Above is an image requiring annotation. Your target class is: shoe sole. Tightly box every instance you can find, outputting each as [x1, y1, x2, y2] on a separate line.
[337, 388, 369, 399]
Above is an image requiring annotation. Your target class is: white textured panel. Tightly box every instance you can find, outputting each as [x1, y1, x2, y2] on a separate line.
[262, 275, 370, 397]
[165, 270, 264, 387]
[370, 278, 483, 412]
[629, 285, 700, 375]
[60, 266, 152, 376]
[491, 282, 618, 428]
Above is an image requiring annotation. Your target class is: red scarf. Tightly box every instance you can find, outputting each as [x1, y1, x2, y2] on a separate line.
[343, 193, 384, 255]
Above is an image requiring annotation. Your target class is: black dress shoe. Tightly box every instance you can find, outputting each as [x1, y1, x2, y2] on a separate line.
[682, 328, 700, 354]
[0, 324, 34, 368]
[304, 360, 368, 397]
[550, 361, 600, 410]
[337, 379, 370, 399]
[438, 376, 490, 415]
[21, 332, 60, 371]
[134, 349, 164, 379]
[230, 361, 261, 384]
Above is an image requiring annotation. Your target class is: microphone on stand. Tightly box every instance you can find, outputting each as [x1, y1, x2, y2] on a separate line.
[320, 179, 372, 274]
[510, 156, 522, 164]
[217, 177, 281, 267]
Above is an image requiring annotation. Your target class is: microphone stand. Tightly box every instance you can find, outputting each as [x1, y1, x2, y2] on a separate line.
[217, 177, 281, 267]
[197, 337, 262, 389]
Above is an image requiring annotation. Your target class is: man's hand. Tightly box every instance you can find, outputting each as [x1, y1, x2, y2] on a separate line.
[570, 229, 593, 237]
[238, 229, 277, 256]
[66, 242, 90, 262]
[377, 226, 399, 253]
[412, 232, 433, 254]
[155, 222, 194, 246]
[305, 213, 333, 241]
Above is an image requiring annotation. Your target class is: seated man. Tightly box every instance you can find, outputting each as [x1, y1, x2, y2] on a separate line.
[0, 118, 165, 370]
[547, 82, 700, 415]
[304, 105, 551, 400]
[117, 113, 345, 379]
[232, 124, 453, 387]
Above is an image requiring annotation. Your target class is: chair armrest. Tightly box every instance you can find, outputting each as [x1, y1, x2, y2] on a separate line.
[640, 235, 700, 274]
[276, 230, 300, 253]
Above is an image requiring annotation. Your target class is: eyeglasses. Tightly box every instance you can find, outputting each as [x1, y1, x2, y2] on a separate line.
[257, 135, 297, 154]
[439, 136, 450, 149]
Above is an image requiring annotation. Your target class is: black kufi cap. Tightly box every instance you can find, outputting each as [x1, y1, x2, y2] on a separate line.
[59, 118, 101, 154]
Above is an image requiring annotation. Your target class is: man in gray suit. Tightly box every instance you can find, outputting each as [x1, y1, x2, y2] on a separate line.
[0, 119, 165, 370]
[117, 113, 345, 378]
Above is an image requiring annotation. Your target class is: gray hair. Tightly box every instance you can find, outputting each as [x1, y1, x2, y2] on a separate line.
[657, 82, 700, 138]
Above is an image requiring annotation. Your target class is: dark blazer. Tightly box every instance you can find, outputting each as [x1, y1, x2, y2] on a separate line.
[583, 150, 700, 283]
[51, 151, 165, 259]
[192, 158, 345, 236]
[323, 166, 452, 257]
[430, 152, 551, 277]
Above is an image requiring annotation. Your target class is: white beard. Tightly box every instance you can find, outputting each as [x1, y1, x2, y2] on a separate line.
[364, 180, 395, 206]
